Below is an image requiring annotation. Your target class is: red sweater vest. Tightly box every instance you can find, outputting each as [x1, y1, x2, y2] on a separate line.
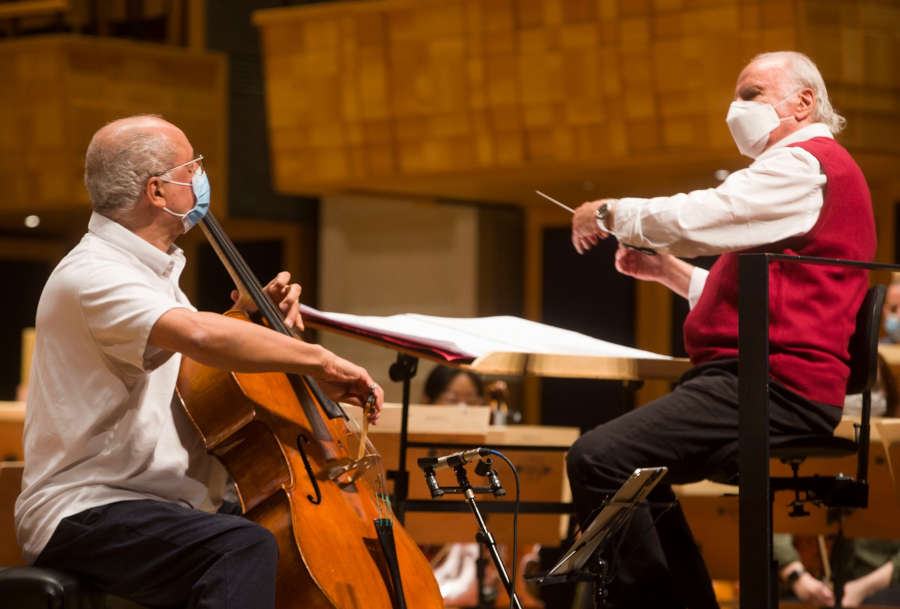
[683, 137, 876, 406]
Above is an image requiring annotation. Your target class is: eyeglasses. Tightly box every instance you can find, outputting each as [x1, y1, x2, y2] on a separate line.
[434, 390, 484, 406]
[153, 154, 204, 179]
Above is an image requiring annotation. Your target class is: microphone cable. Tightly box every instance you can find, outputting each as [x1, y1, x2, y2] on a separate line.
[485, 448, 521, 609]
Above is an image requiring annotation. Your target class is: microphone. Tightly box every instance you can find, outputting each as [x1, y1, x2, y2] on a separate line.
[417, 447, 491, 472]
[475, 457, 506, 497]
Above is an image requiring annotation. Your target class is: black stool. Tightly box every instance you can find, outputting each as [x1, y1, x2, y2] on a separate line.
[0, 566, 147, 608]
[766, 284, 885, 606]
[769, 284, 884, 510]
[0, 566, 102, 608]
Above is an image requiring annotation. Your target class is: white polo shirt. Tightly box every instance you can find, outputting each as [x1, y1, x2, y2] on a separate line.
[15, 212, 228, 563]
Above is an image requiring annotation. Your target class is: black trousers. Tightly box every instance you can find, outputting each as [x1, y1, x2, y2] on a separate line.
[34, 498, 279, 609]
[566, 361, 842, 609]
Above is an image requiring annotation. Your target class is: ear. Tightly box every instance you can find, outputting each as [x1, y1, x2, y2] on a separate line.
[795, 87, 815, 121]
[145, 176, 168, 210]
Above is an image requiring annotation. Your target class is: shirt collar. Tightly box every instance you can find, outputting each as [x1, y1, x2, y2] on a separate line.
[766, 122, 834, 153]
[88, 212, 185, 279]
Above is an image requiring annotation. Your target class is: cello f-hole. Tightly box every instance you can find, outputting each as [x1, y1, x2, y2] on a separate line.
[296, 434, 322, 505]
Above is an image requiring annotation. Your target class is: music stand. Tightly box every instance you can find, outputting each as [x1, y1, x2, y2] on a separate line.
[527, 466, 668, 590]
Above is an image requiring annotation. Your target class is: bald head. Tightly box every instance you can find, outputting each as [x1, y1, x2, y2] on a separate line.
[743, 51, 845, 134]
[84, 115, 183, 220]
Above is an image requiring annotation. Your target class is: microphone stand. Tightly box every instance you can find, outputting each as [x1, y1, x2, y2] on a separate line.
[422, 457, 523, 609]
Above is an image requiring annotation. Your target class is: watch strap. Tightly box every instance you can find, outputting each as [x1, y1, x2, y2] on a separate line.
[594, 202, 611, 231]
[786, 566, 806, 585]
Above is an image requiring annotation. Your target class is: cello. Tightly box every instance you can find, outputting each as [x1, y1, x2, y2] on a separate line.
[176, 212, 444, 609]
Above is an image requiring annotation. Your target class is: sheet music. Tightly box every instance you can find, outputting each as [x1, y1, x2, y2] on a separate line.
[301, 305, 672, 361]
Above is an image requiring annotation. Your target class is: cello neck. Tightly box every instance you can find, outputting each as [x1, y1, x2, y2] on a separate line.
[198, 212, 348, 420]
[199, 212, 291, 337]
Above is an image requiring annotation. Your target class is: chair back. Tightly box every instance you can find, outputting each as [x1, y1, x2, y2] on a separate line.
[846, 284, 886, 395]
[850, 284, 886, 485]
[769, 284, 885, 466]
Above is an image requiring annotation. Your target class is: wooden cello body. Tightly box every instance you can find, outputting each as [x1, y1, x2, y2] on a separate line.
[177, 214, 444, 609]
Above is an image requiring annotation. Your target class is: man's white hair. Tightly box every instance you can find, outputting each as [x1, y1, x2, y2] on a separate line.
[752, 51, 846, 134]
[84, 115, 177, 220]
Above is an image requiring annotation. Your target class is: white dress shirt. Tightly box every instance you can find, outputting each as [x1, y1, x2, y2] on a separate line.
[15, 213, 228, 563]
[612, 123, 834, 307]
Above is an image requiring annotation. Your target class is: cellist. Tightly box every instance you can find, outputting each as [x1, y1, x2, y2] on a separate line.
[15, 114, 384, 609]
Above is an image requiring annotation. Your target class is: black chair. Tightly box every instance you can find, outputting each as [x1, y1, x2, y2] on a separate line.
[0, 566, 147, 608]
[768, 283, 885, 514]
[705, 284, 883, 607]
[0, 566, 101, 609]
[0, 463, 147, 608]
[750, 284, 886, 608]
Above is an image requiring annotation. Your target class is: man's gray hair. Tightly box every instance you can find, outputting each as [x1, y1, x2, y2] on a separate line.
[84, 115, 177, 219]
[753, 51, 846, 134]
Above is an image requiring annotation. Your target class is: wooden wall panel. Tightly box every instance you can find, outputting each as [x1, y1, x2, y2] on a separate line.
[317, 194, 480, 403]
[253, 8, 900, 265]
[0, 35, 227, 217]
[254, 0, 900, 202]
[256, 0, 900, 414]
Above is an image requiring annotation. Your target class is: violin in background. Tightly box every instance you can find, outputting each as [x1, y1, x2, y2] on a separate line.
[486, 380, 522, 426]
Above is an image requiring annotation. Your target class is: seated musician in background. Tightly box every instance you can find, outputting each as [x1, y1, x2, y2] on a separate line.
[882, 273, 900, 343]
[565, 51, 875, 609]
[774, 354, 900, 608]
[424, 366, 485, 407]
[422, 366, 529, 605]
[424, 365, 518, 424]
[14, 115, 384, 609]
[423, 366, 487, 605]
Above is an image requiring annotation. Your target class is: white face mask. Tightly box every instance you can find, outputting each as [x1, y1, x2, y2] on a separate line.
[726, 89, 799, 158]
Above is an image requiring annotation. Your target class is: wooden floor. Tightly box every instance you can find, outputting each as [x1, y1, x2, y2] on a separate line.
[443, 580, 898, 609]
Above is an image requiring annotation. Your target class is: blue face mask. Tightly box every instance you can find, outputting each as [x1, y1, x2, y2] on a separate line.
[885, 314, 900, 343]
[159, 155, 211, 232]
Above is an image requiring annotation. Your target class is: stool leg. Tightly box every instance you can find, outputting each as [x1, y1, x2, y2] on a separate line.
[833, 532, 846, 609]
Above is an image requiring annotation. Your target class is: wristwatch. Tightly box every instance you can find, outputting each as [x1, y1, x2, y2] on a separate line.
[594, 202, 611, 230]
[785, 566, 806, 585]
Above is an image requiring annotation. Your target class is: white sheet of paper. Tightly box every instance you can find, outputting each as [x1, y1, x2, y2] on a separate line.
[301, 305, 672, 361]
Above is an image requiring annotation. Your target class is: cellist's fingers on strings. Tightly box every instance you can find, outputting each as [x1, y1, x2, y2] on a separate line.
[264, 271, 304, 330]
[229, 272, 305, 330]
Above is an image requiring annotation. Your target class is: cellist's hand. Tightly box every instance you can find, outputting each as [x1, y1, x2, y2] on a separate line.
[231, 271, 304, 330]
[314, 352, 383, 423]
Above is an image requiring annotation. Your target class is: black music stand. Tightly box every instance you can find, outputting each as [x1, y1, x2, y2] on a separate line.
[527, 467, 667, 606]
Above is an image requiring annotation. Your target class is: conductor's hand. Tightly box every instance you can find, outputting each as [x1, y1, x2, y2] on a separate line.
[231, 271, 304, 330]
[571, 199, 613, 254]
[314, 352, 383, 423]
[615, 246, 671, 282]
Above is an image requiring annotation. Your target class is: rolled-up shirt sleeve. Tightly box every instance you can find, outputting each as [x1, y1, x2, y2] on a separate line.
[613, 145, 826, 258]
[688, 267, 709, 309]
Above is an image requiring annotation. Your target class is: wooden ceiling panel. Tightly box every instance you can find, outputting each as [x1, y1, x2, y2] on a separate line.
[0, 35, 227, 222]
[254, 0, 900, 204]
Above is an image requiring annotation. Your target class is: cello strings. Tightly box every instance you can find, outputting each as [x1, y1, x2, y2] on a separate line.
[202, 215, 424, 607]
[204, 214, 287, 335]
[204, 214, 398, 523]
